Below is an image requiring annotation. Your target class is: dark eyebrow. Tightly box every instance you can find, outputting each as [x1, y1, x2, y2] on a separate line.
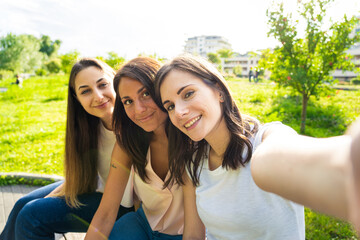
[121, 86, 146, 100]
[78, 78, 105, 90]
[137, 86, 146, 94]
[162, 84, 192, 105]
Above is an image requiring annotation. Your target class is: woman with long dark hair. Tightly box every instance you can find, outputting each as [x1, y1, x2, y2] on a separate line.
[85, 57, 192, 240]
[0, 58, 133, 240]
[156, 54, 305, 240]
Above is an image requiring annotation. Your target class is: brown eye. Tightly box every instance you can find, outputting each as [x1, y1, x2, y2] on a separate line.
[184, 91, 194, 98]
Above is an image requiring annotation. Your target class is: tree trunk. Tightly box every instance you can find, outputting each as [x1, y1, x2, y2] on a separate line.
[300, 94, 309, 134]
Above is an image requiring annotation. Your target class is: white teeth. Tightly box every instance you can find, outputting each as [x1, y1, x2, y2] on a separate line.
[184, 116, 201, 128]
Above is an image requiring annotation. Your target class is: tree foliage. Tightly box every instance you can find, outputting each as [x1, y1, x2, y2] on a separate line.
[104, 51, 125, 70]
[217, 48, 233, 59]
[232, 65, 243, 77]
[266, 0, 360, 133]
[60, 50, 80, 74]
[207, 52, 221, 64]
[0, 33, 45, 73]
[39, 35, 61, 58]
[0, 33, 62, 75]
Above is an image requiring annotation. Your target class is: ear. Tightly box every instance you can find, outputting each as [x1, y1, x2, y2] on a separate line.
[214, 83, 224, 103]
[219, 92, 224, 103]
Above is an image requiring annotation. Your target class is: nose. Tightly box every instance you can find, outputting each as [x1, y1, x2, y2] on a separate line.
[94, 89, 104, 102]
[135, 100, 146, 114]
[174, 102, 189, 119]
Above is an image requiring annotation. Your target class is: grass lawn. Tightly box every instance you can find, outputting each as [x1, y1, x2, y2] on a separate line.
[1, 75, 359, 239]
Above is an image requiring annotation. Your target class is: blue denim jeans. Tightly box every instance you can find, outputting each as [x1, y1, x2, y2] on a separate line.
[109, 207, 183, 240]
[0, 181, 134, 240]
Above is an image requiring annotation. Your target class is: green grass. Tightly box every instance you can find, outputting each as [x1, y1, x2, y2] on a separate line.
[0, 75, 67, 175]
[1, 75, 359, 239]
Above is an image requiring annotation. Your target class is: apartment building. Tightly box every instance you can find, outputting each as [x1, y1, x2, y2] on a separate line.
[331, 21, 360, 81]
[184, 35, 232, 58]
[223, 52, 260, 77]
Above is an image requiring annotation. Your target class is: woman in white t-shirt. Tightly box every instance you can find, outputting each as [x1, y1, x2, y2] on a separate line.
[0, 58, 133, 240]
[155, 54, 305, 240]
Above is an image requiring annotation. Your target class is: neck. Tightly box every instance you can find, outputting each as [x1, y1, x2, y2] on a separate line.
[152, 122, 167, 143]
[101, 114, 113, 131]
[206, 117, 231, 158]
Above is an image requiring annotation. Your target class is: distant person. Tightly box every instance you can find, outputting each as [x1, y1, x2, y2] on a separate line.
[248, 67, 253, 82]
[11, 74, 23, 87]
[0, 58, 134, 240]
[254, 69, 259, 83]
[251, 117, 360, 234]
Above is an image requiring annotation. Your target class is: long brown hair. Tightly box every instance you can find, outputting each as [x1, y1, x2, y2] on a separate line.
[155, 54, 259, 187]
[62, 58, 115, 208]
[113, 57, 162, 182]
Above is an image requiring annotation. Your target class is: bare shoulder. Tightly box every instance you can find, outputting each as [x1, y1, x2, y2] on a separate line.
[261, 123, 297, 142]
[111, 141, 132, 169]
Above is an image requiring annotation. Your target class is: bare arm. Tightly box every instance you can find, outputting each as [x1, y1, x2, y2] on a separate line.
[251, 124, 351, 220]
[346, 119, 360, 231]
[85, 142, 132, 240]
[182, 173, 206, 240]
[45, 182, 64, 198]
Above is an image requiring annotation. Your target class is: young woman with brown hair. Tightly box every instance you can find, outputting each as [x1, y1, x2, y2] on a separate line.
[156, 54, 305, 240]
[85, 57, 190, 240]
[0, 58, 133, 240]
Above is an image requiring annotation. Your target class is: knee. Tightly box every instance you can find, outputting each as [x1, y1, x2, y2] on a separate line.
[10, 195, 37, 220]
[16, 200, 40, 226]
[109, 212, 147, 239]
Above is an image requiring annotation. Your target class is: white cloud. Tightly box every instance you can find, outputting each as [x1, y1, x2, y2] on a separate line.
[0, 0, 359, 59]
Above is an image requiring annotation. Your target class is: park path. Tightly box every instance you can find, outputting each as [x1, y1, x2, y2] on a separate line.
[0, 184, 85, 240]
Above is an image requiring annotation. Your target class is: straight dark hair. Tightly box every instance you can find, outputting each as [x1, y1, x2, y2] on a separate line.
[155, 54, 259, 187]
[113, 57, 162, 182]
[62, 57, 115, 208]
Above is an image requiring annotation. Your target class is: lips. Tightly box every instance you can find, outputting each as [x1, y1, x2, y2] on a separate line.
[138, 112, 155, 122]
[94, 100, 109, 108]
[184, 115, 201, 129]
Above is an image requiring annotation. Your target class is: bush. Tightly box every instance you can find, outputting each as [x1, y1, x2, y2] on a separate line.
[46, 58, 62, 74]
[0, 70, 14, 80]
[351, 79, 360, 85]
[35, 68, 48, 76]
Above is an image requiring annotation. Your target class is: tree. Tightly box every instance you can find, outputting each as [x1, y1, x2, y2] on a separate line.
[232, 65, 243, 77]
[105, 51, 125, 70]
[60, 50, 80, 74]
[266, 0, 360, 133]
[39, 35, 61, 58]
[207, 52, 221, 65]
[0, 33, 45, 73]
[217, 48, 233, 73]
[45, 58, 62, 74]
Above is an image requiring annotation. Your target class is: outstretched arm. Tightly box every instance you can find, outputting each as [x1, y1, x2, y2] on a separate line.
[251, 124, 352, 220]
[347, 119, 360, 232]
[85, 142, 132, 240]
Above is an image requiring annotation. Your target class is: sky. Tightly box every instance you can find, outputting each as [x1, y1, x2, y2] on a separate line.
[1, 0, 359, 60]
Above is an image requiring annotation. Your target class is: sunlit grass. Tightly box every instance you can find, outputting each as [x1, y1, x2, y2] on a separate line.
[0, 76, 67, 175]
[0, 75, 359, 239]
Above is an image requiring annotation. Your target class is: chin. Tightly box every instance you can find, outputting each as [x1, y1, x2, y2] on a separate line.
[187, 134, 204, 142]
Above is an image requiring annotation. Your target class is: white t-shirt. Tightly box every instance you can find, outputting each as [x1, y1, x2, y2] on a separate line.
[97, 122, 133, 208]
[193, 122, 305, 240]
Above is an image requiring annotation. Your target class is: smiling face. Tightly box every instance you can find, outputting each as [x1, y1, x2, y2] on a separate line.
[74, 66, 116, 125]
[160, 69, 225, 142]
[119, 76, 167, 132]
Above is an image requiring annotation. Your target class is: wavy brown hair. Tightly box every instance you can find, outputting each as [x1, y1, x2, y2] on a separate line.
[60, 58, 115, 208]
[155, 54, 259, 187]
[113, 57, 162, 182]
